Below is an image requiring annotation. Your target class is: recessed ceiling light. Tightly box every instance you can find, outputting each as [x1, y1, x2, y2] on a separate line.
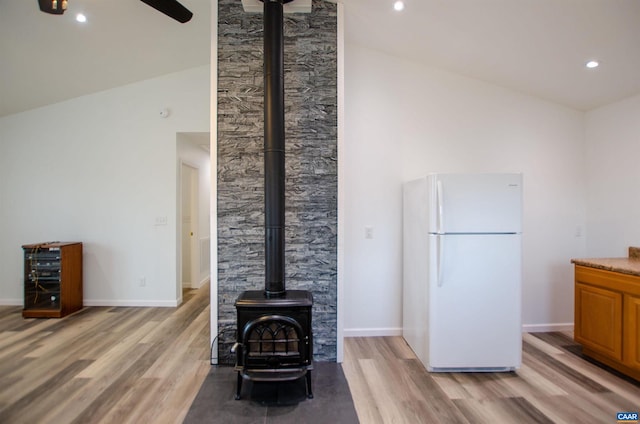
[586, 60, 599, 69]
[76, 13, 87, 23]
[394, 1, 405, 12]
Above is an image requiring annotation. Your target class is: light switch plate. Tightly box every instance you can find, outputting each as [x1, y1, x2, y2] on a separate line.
[365, 226, 374, 239]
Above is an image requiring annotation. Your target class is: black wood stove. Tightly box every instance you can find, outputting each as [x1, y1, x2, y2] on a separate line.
[234, 290, 313, 400]
[232, 0, 314, 400]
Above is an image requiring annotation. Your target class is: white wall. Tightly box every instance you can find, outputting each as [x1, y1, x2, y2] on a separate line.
[585, 93, 640, 257]
[0, 66, 210, 306]
[344, 44, 587, 335]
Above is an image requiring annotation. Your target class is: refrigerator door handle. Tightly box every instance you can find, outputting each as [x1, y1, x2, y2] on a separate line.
[436, 179, 444, 234]
[437, 235, 444, 287]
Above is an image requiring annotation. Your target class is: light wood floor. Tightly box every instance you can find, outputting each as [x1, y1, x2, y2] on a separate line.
[0, 285, 211, 424]
[343, 334, 640, 423]
[2, 285, 640, 423]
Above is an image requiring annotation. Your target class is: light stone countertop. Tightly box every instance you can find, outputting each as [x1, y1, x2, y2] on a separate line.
[571, 246, 640, 277]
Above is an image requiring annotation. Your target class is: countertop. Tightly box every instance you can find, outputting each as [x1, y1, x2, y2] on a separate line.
[571, 246, 640, 277]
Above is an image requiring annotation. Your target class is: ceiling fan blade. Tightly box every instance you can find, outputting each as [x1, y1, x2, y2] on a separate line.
[139, 0, 193, 23]
[37, 0, 65, 15]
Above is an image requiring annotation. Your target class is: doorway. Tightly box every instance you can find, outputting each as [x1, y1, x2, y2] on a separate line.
[177, 132, 211, 304]
[181, 162, 199, 290]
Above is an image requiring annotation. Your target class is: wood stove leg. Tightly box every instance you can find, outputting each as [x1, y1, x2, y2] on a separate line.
[306, 370, 313, 399]
[235, 372, 242, 400]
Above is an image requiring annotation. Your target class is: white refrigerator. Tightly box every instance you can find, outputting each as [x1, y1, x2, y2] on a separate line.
[403, 173, 522, 372]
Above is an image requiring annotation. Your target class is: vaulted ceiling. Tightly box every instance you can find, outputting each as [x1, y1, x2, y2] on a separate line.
[0, 0, 211, 118]
[344, 0, 640, 111]
[1, 0, 639, 118]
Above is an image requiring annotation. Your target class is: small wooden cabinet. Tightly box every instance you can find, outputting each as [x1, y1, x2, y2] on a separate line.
[574, 265, 640, 381]
[23, 242, 83, 318]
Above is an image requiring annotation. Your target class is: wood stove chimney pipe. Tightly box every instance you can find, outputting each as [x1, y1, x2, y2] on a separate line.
[263, 0, 291, 297]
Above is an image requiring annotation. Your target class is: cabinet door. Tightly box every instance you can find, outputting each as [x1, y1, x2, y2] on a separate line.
[623, 294, 640, 370]
[575, 283, 622, 361]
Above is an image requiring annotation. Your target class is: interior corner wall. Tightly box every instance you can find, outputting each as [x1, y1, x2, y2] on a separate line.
[585, 93, 640, 257]
[0, 66, 210, 306]
[343, 43, 587, 334]
[216, 0, 338, 363]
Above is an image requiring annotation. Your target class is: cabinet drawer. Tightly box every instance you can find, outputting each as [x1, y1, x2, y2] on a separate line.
[575, 282, 623, 361]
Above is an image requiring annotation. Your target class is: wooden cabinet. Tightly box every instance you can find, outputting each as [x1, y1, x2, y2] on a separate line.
[575, 282, 622, 360]
[23, 242, 83, 318]
[624, 294, 640, 370]
[574, 265, 640, 381]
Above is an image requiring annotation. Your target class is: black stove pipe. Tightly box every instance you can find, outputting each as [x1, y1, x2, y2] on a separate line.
[263, 0, 288, 297]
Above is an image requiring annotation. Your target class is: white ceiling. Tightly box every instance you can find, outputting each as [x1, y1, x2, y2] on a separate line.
[344, 0, 640, 111]
[0, 0, 211, 118]
[1, 0, 639, 118]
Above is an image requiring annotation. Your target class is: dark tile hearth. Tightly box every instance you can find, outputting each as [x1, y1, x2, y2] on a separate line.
[184, 362, 359, 424]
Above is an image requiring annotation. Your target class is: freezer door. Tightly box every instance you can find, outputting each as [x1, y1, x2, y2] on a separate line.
[427, 233, 522, 370]
[428, 173, 522, 234]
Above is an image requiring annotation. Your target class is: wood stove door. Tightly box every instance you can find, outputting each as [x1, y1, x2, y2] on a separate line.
[239, 315, 309, 369]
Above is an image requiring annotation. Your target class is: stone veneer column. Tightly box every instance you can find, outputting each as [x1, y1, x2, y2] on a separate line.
[217, 0, 337, 364]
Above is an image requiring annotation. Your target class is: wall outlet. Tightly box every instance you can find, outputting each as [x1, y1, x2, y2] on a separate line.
[139, 277, 146, 287]
[365, 226, 374, 239]
[155, 216, 168, 226]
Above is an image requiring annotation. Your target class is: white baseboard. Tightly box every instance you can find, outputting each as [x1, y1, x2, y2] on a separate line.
[523, 323, 574, 333]
[83, 299, 179, 307]
[5, 299, 184, 308]
[343, 324, 574, 338]
[183, 276, 210, 290]
[344, 327, 403, 337]
[191, 276, 210, 290]
[198, 276, 210, 288]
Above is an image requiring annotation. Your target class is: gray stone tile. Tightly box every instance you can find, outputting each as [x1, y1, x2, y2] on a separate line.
[217, 0, 338, 365]
[184, 362, 359, 424]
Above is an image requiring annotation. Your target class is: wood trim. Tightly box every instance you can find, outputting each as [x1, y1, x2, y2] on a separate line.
[575, 265, 640, 296]
[60, 243, 83, 316]
[22, 309, 63, 318]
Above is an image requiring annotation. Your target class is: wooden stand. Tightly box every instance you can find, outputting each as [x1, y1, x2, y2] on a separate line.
[22, 242, 83, 318]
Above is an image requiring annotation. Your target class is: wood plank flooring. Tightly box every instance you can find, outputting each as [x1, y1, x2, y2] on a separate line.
[2, 287, 640, 423]
[343, 334, 640, 423]
[0, 286, 211, 424]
